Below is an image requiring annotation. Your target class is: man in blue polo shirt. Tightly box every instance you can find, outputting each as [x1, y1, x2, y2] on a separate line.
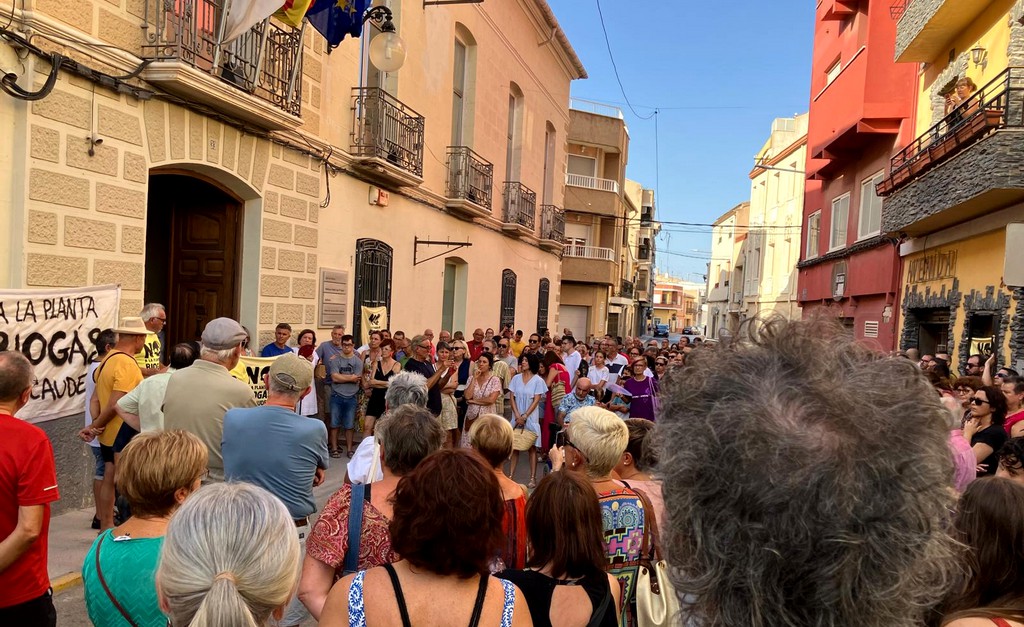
[261, 322, 294, 357]
[223, 352, 328, 627]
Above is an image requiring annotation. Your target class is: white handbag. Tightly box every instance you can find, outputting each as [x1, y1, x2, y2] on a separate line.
[629, 484, 680, 627]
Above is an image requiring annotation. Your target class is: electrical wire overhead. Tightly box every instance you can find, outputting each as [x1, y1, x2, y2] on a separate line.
[594, 0, 657, 121]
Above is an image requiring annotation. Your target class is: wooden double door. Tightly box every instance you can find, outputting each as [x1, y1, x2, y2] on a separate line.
[146, 174, 242, 348]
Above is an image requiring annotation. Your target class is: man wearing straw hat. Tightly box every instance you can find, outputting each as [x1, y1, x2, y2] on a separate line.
[78, 316, 148, 531]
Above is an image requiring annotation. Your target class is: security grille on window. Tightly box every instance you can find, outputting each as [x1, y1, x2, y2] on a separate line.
[536, 278, 550, 334]
[352, 239, 393, 343]
[500, 269, 517, 329]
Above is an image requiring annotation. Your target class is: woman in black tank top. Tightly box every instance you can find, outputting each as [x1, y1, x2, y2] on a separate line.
[498, 472, 619, 627]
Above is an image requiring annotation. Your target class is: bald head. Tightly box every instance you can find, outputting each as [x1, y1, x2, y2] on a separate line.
[574, 377, 593, 397]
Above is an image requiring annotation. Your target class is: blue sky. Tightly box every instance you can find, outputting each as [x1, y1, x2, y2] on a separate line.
[547, 0, 814, 280]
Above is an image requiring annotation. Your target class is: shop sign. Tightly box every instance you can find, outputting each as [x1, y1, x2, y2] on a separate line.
[907, 250, 957, 285]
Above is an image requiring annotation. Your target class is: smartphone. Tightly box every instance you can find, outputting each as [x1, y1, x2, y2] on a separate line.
[555, 430, 567, 448]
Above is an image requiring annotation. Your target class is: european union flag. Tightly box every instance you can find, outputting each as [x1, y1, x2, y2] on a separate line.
[306, 0, 370, 50]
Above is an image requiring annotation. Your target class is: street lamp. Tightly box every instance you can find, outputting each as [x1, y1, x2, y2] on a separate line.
[364, 6, 406, 73]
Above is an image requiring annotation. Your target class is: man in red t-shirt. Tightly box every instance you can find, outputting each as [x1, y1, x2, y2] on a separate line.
[0, 351, 60, 626]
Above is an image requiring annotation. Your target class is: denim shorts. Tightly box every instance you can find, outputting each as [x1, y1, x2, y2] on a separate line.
[90, 446, 105, 480]
[330, 393, 358, 430]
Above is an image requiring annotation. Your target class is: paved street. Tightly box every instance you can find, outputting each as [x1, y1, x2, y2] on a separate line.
[50, 434, 547, 626]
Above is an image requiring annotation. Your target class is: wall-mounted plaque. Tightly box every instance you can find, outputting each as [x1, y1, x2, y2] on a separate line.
[319, 269, 349, 328]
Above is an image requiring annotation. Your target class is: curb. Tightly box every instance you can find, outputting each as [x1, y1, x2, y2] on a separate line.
[51, 572, 83, 593]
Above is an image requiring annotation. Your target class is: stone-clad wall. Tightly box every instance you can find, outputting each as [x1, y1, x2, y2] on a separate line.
[881, 130, 1024, 234]
[894, 0, 943, 61]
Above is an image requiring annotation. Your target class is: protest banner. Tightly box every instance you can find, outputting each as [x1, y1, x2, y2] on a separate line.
[360, 305, 387, 345]
[232, 354, 280, 405]
[0, 285, 121, 423]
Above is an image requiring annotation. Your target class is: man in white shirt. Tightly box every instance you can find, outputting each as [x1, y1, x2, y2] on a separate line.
[603, 337, 630, 385]
[561, 336, 581, 386]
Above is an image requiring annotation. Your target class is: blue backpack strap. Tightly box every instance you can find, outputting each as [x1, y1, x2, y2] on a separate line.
[342, 483, 369, 576]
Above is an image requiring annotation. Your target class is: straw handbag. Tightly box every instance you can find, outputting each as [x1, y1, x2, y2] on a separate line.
[512, 426, 537, 451]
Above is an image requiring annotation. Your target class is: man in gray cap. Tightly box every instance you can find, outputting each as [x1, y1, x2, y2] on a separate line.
[222, 352, 328, 627]
[162, 317, 256, 482]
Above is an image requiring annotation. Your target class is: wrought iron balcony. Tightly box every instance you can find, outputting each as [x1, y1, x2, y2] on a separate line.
[877, 67, 1021, 197]
[501, 182, 536, 236]
[141, 0, 303, 121]
[445, 146, 493, 215]
[539, 204, 565, 245]
[620, 279, 635, 299]
[351, 88, 425, 184]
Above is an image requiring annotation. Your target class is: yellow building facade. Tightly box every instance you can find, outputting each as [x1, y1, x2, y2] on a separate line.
[0, 0, 584, 507]
[743, 114, 806, 323]
[882, 0, 1024, 370]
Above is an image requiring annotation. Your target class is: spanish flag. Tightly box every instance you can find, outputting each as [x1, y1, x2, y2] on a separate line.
[273, 0, 315, 28]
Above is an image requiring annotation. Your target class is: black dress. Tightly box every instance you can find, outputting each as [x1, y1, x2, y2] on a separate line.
[366, 360, 396, 418]
[498, 568, 617, 627]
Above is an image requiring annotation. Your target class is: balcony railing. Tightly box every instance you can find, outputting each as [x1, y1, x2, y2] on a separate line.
[445, 146, 493, 209]
[566, 173, 619, 193]
[620, 279, 635, 299]
[569, 98, 624, 119]
[540, 204, 565, 242]
[563, 243, 615, 261]
[502, 182, 536, 230]
[878, 67, 1022, 196]
[142, 0, 303, 115]
[351, 88, 425, 178]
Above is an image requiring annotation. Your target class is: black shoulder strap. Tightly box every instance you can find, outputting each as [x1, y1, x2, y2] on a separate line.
[586, 579, 613, 627]
[383, 562, 413, 627]
[95, 534, 140, 627]
[467, 574, 489, 627]
[92, 351, 135, 383]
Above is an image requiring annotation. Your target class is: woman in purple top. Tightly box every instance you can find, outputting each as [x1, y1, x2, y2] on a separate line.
[622, 358, 659, 422]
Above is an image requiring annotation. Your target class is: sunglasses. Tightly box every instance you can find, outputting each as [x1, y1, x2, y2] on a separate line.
[970, 398, 990, 406]
[529, 339, 539, 343]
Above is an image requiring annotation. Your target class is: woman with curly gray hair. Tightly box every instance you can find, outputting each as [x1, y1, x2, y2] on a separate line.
[655, 317, 960, 627]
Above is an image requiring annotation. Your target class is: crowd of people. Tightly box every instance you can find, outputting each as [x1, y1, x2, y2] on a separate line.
[1, 307, 1023, 627]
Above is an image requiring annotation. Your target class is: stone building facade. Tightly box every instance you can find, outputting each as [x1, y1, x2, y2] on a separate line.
[879, 0, 1024, 373]
[0, 0, 585, 509]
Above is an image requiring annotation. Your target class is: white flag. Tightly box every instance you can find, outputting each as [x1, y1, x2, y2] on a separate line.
[221, 0, 282, 43]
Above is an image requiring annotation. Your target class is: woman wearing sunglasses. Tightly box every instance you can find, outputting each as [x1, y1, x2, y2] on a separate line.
[963, 386, 1009, 476]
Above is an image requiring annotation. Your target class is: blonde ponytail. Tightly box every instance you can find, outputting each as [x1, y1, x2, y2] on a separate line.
[157, 482, 300, 627]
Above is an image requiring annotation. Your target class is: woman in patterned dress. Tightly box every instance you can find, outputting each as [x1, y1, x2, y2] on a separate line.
[298, 405, 446, 620]
[437, 342, 460, 447]
[462, 352, 502, 448]
[470, 414, 528, 571]
[551, 405, 649, 627]
[318, 450, 531, 627]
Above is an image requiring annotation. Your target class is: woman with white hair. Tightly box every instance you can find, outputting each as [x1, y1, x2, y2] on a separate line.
[156, 482, 300, 626]
[551, 405, 649, 627]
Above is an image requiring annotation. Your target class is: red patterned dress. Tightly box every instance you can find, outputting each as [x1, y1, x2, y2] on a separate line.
[499, 492, 527, 571]
[306, 483, 398, 580]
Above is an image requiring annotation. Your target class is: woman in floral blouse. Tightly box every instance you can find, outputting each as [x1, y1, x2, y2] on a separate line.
[297, 404, 446, 620]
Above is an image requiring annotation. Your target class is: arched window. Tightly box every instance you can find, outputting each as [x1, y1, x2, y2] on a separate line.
[500, 269, 517, 329]
[536, 278, 550, 335]
[352, 238, 393, 343]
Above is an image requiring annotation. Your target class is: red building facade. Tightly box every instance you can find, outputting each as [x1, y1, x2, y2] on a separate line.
[797, 0, 918, 351]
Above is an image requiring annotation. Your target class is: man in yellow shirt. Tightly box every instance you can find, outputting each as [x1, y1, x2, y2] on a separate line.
[509, 329, 526, 358]
[79, 317, 147, 530]
[136, 303, 167, 377]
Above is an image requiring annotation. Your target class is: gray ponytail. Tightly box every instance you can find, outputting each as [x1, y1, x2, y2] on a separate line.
[157, 482, 300, 627]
